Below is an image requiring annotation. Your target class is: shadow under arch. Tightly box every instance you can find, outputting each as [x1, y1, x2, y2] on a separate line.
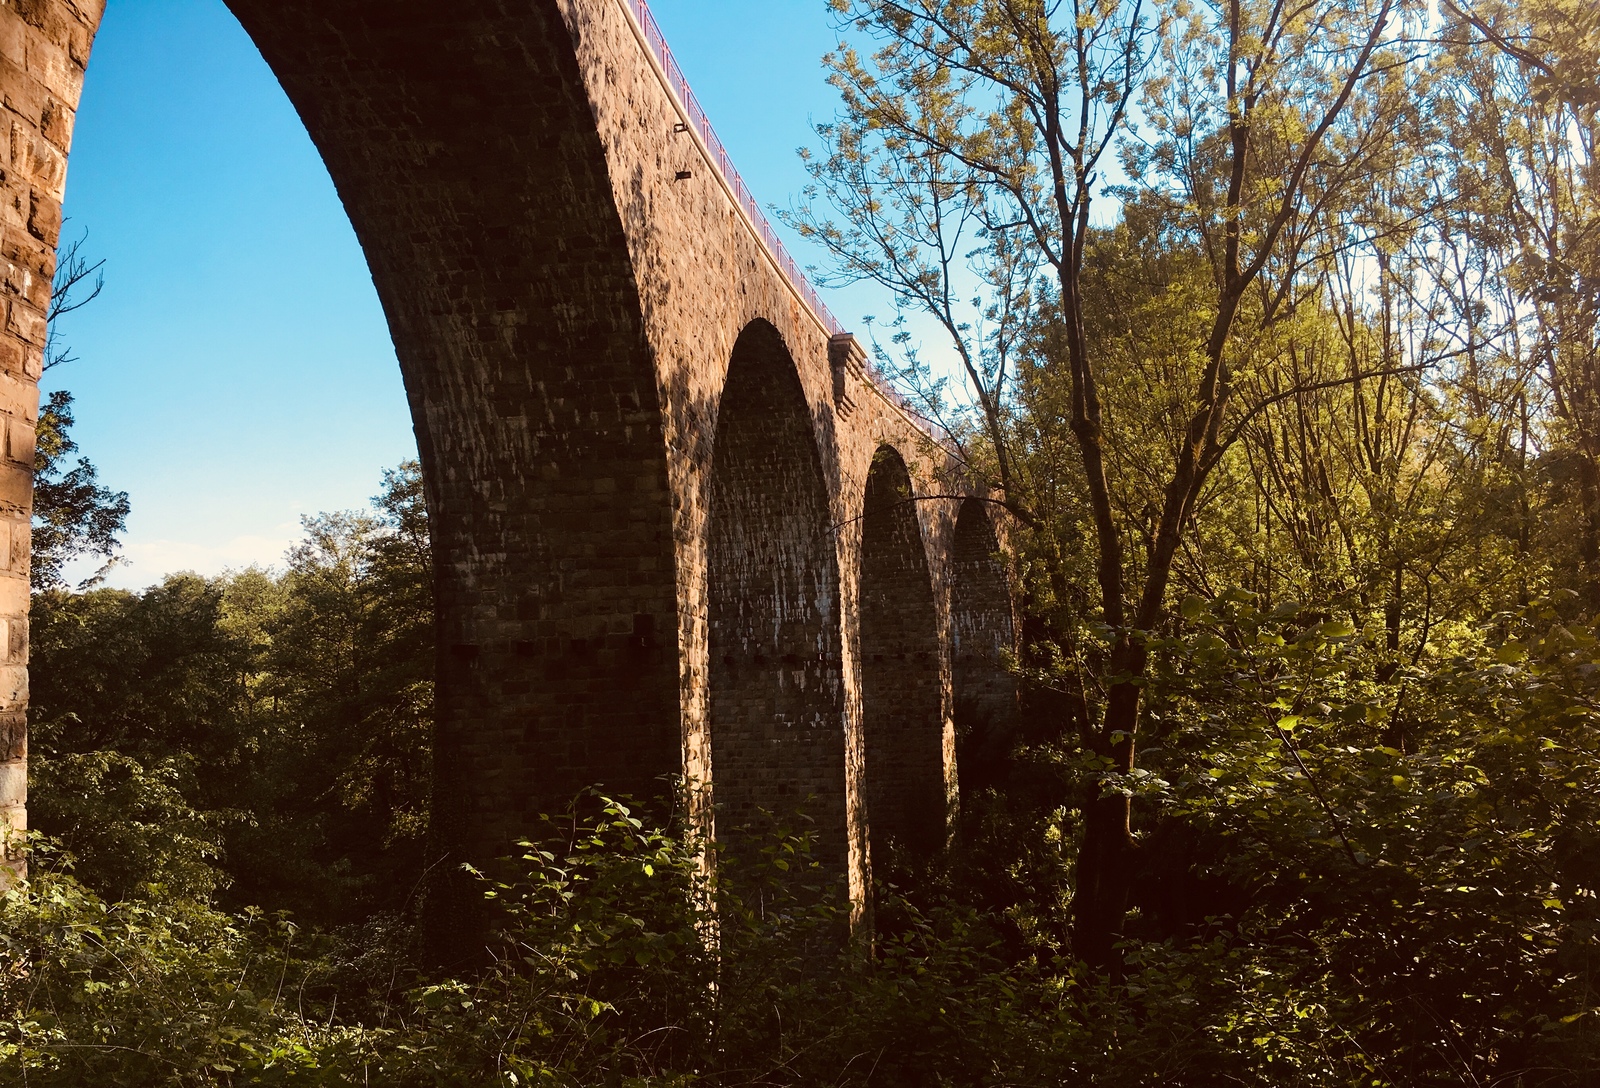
[859, 445, 945, 860]
[950, 500, 1019, 802]
[706, 319, 847, 874]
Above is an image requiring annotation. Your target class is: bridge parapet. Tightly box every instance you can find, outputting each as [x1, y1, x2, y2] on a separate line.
[619, 0, 845, 339]
[615, 0, 940, 446]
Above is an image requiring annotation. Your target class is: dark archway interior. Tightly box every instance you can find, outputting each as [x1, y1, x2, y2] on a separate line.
[707, 321, 846, 871]
[859, 447, 945, 859]
[950, 500, 1019, 801]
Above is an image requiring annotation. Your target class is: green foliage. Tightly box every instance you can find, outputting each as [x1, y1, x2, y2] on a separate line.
[27, 752, 235, 904]
[27, 463, 434, 929]
[1123, 594, 1600, 1083]
[0, 864, 348, 1086]
[7, 694, 1600, 1086]
[31, 389, 130, 592]
[0, 803, 843, 1086]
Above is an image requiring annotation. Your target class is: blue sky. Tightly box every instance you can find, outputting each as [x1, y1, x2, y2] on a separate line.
[55, 0, 864, 588]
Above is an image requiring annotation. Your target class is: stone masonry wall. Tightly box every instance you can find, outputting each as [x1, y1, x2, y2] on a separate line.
[222, 0, 688, 927]
[708, 320, 846, 867]
[0, 0, 100, 872]
[555, 0, 976, 910]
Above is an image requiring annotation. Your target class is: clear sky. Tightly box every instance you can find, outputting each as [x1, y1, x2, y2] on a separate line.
[54, 0, 866, 589]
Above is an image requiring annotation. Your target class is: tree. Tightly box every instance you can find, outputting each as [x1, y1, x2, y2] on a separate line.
[796, 0, 1417, 966]
[1429, 0, 1600, 597]
[32, 230, 126, 591]
[237, 461, 434, 922]
[28, 464, 434, 926]
[31, 391, 130, 591]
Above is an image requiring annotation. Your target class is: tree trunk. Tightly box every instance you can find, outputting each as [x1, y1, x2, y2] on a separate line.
[1074, 789, 1136, 971]
[1072, 668, 1142, 970]
[1576, 452, 1600, 605]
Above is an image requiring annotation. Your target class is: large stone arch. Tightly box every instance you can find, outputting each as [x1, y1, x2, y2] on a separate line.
[223, 1, 687, 873]
[0, 0, 1014, 940]
[858, 445, 945, 859]
[706, 319, 846, 873]
[0, 2, 688, 905]
[950, 500, 1019, 801]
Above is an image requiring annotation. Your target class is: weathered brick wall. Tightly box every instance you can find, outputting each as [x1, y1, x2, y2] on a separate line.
[1, 0, 1016, 922]
[0, 0, 100, 872]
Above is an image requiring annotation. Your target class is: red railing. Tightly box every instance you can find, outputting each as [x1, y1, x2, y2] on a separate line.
[621, 0, 845, 338]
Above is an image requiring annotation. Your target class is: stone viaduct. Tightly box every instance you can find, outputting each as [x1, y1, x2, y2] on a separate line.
[0, 0, 1018, 914]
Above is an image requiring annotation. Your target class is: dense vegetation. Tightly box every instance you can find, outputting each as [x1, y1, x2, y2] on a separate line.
[4, 0, 1600, 1083]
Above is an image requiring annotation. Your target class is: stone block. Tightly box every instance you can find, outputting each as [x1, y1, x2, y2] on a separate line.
[6, 517, 25, 573]
[25, 31, 84, 104]
[0, 664, 25, 715]
[0, 255, 46, 315]
[0, 355, 42, 422]
[0, 55, 42, 125]
[25, 186, 57, 243]
[6, 413, 34, 466]
[0, 17, 25, 69]
[5, 297, 44, 345]
[13, 0, 55, 32]
[0, 758, 22, 808]
[0, 710, 22, 762]
[0, 225, 48, 276]
[64, 0, 106, 34]
[0, 192, 22, 247]
[0, 461, 30, 518]
[9, 123, 65, 199]
[0, 571, 23, 618]
[39, 95, 70, 149]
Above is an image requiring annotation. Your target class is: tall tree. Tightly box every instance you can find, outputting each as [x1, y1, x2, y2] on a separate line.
[796, 0, 1416, 966]
[1434, 0, 1600, 592]
[32, 230, 126, 591]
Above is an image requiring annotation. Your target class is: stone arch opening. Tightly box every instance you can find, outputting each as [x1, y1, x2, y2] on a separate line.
[858, 445, 945, 859]
[707, 320, 846, 871]
[15, 3, 688, 944]
[950, 500, 1019, 801]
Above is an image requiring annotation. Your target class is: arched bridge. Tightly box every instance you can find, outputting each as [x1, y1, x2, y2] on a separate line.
[0, 0, 1019, 911]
